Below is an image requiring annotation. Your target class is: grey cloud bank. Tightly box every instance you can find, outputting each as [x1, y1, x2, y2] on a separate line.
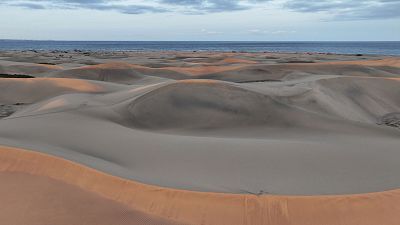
[284, 0, 400, 20]
[2, 0, 399, 19]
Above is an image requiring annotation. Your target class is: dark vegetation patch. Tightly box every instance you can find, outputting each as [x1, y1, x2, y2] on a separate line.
[278, 60, 315, 63]
[78, 61, 99, 65]
[236, 79, 282, 83]
[171, 56, 208, 60]
[38, 62, 57, 65]
[0, 74, 35, 78]
[144, 63, 170, 68]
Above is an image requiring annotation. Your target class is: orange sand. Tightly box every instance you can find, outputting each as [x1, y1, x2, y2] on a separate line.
[1, 145, 399, 225]
[0, 172, 185, 225]
[322, 58, 400, 67]
[163, 65, 246, 76]
[217, 58, 258, 64]
[1, 78, 104, 92]
[178, 79, 220, 84]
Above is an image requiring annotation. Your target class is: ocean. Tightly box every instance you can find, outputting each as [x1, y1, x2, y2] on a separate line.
[1, 40, 400, 55]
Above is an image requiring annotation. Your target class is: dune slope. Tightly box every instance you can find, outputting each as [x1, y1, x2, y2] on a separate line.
[1, 51, 400, 225]
[1, 146, 400, 225]
[129, 80, 292, 129]
[0, 171, 186, 225]
[0, 78, 399, 196]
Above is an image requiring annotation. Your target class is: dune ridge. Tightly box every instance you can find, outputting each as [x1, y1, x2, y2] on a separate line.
[0, 78, 123, 104]
[46, 62, 172, 84]
[1, 145, 400, 225]
[128, 79, 288, 129]
[0, 61, 62, 75]
[0, 171, 186, 225]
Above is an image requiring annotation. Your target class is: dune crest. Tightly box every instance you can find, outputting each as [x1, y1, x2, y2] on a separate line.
[0, 61, 62, 75]
[1, 146, 400, 225]
[0, 171, 185, 225]
[325, 57, 400, 67]
[128, 80, 285, 129]
[48, 62, 148, 84]
[0, 78, 117, 104]
[163, 65, 247, 76]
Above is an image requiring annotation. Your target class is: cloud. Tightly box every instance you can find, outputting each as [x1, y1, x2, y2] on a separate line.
[9, 3, 47, 10]
[201, 28, 223, 35]
[83, 4, 168, 14]
[249, 29, 296, 35]
[160, 0, 270, 13]
[284, 0, 400, 20]
[2, 0, 400, 20]
[2, 0, 271, 14]
[2, 0, 168, 14]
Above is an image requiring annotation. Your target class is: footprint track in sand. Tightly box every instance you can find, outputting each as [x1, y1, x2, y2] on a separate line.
[0, 103, 27, 118]
[379, 113, 400, 129]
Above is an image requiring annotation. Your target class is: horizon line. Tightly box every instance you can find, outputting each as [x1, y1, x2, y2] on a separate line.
[1, 39, 400, 42]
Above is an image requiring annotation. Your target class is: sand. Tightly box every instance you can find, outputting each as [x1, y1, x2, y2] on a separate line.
[1, 145, 400, 225]
[0, 50, 400, 224]
[0, 171, 186, 225]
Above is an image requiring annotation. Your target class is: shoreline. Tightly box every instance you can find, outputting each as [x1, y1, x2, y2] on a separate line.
[1, 40, 399, 56]
[0, 49, 396, 57]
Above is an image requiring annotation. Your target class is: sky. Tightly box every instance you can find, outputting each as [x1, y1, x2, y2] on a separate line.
[0, 0, 399, 41]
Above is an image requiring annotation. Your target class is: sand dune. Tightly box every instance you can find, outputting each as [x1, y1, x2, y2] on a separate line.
[197, 58, 400, 82]
[215, 57, 258, 65]
[128, 79, 291, 129]
[0, 51, 400, 225]
[0, 171, 185, 225]
[0, 60, 62, 75]
[0, 78, 122, 104]
[127, 79, 399, 132]
[162, 65, 247, 76]
[326, 57, 400, 67]
[239, 75, 400, 125]
[1, 146, 400, 225]
[46, 62, 170, 84]
[285, 76, 400, 124]
[1, 77, 399, 197]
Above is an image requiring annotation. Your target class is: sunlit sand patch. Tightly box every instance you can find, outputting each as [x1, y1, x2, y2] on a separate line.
[36, 98, 67, 111]
[36, 63, 63, 70]
[177, 79, 219, 84]
[217, 58, 258, 64]
[2, 78, 104, 92]
[1, 146, 400, 225]
[0, 171, 185, 225]
[162, 65, 246, 76]
[79, 62, 140, 70]
[323, 58, 400, 67]
[50, 78, 104, 92]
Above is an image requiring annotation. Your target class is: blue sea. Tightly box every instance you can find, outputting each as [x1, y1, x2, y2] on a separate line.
[1, 40, 400, 55]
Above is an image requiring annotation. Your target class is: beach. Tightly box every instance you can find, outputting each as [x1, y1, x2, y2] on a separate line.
[1, 50, 400, 225]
